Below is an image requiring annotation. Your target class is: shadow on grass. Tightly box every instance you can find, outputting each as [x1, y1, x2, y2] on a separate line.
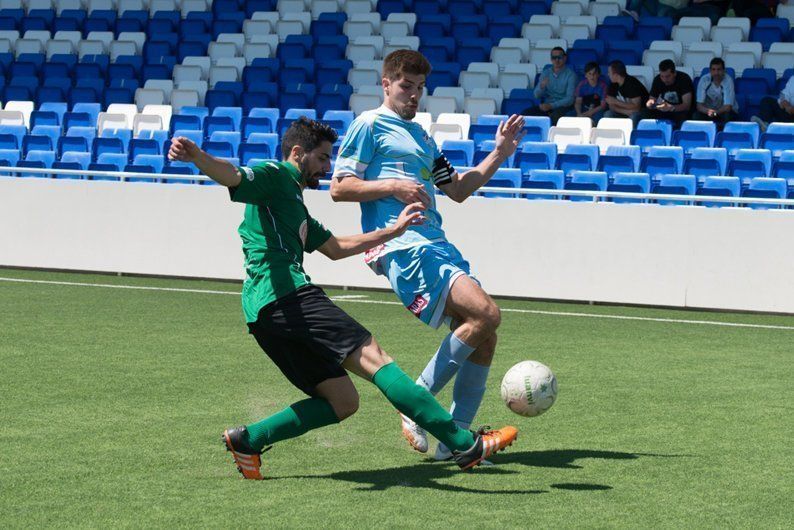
[270, 449, 675, 493]
[492, 448, 681, 470]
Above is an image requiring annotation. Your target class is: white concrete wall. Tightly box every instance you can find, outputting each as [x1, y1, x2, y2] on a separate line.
[2, 177, 793, 313]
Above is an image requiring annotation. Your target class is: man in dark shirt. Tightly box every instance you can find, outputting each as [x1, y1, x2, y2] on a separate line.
[604, 60, 649, 125]
[641, 59, 694, 129]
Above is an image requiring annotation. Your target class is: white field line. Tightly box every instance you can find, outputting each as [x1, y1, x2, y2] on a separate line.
[1, 276, 793, 331]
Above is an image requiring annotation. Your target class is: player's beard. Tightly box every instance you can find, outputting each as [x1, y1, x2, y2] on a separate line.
[298, 157, 322, 189]
[398, 103, 418, 120]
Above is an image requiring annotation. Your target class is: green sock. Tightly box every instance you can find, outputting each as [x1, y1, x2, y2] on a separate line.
[372, 362, 475, 452]
[245, 398, 339, 452]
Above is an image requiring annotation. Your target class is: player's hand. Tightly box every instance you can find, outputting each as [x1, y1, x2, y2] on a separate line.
[539, 77, 549, 89]
[391, 179, 432, 208]
[168, 136, 201, 163]
[391, 202, 426, 236]
[494, 114, 526, 159]
[539, 103, 553, 112]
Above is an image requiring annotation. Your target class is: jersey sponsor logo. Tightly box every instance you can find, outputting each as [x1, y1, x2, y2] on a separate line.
[299, 220, 308, 246]
[363, 244, 385, 264]
[241, 166, 255, 181]
[407, 294, 429, 316]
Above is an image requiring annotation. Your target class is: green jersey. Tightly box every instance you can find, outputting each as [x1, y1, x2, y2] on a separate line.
[229, 161, 333, 323]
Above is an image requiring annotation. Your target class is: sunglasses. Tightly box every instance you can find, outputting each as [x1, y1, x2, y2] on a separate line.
[551, 55, 564, 60]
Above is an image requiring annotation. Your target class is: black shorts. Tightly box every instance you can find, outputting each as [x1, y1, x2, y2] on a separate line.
[248, 285, 372, 396]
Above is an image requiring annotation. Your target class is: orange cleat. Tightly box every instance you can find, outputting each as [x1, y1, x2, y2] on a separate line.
[453, 425, 518, 471]
[222, 426, 267, 480]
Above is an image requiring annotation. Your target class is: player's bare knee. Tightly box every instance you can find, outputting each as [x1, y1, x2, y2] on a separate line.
[478, 303, 501, 335]
[328, 391, 359, 421]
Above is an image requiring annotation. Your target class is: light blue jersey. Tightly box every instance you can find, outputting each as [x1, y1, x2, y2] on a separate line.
[332, 105, 456, 270]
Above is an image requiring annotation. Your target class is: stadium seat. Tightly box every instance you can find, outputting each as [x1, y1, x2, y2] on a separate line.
[481, 167, 521, 198]
[641, 146, 684, 179]
[442, 139, 475, 168]
[608, 172, 651, 203]
[523, 169, 565, 201]
[742, 177, 787, 210]
[652, 173, 697, 206]
[597, 145, 641, 177]
[564, 170, 608, 202]
[516, 142, 557, 175]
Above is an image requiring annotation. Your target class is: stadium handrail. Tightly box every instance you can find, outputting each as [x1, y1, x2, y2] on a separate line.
[2, 166, 794, 207]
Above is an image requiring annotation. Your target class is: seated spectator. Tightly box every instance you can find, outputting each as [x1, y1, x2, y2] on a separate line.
[574, 62, 608, 124]
[522, 47, 577, 124]
[732, 0, 785, 25]
[751, 75, 794, 132]
[675, 0, 730, 25]
[604, 60, 649, 124]
[693, 58, 738, 127]
[640, 59, 694, 128]
[624, 0, 686, 18]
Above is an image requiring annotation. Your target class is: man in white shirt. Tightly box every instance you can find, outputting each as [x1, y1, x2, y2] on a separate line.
[693, 58, 738, 127]
[752, 73, 794, 132]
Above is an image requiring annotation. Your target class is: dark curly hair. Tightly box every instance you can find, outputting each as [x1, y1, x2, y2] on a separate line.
[281, 116, 338, 159]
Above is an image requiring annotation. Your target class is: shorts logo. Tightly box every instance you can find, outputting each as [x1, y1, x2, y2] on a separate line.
[241, 166, 255, 181]
[408, 294, 429, 316]
[364, 244, 385, 264]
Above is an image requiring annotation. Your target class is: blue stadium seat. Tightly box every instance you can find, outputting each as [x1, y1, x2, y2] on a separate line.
[92, 137, 125, 161]
[170, 114, 202, 134]
[565, 171, 609, 202]
[239, 142, 273, 165]
[474, 140, 513, 168]
[516, 142, 557, 174]
[18, 150, 56, 178]
[204, 115, 235, 139]
[760, 132, 794, 159]
[129, 139, 160, 160]
[30, 111, 60, 129]
[523, 169, 564, 200]
[653, 174, 697, 206]
[642, 146, 684, 178]
[21, 135, 53, 156]
[729, 149, 773, 184]
[210, 131, 241, 154]
[636, 118, 672, 143]
[212, 107, 243, 132]
[598, 153, 639, 178]
[481, 168, 521, 198]
[31, 125, 61, 153]
[742, 177, 787, 209]
[676, 120, 716, 149]
[240, 116, 274, 139]
[202, 140, 235, 159]
[0, 125, 26, 150]
[0, 148, 20, 167]
[322, 110, 354, 135]
[608, 172, 651, 203]
[58, 135, 89, 155]
[101, 128, 133, 150]
[247, 132, 281, 161]
[684, 147, 728, 178]
[171, 130, 203, 149]
[442, 139, 475, 168]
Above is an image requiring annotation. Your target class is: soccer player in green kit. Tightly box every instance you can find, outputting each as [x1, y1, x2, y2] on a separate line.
[168, 117, 517, 479]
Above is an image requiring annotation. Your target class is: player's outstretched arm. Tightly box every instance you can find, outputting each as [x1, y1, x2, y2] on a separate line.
[168, 136, 242, 187]
[439, 114, 525, 203]
[317, 203, 426, 260]
[331, 175, 432, 207]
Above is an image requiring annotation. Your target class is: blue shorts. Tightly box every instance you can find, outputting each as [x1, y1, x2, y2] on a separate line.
[379, 242, 478, 329]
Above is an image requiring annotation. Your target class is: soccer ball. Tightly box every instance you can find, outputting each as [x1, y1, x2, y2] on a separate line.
[500, 361, 558, 417]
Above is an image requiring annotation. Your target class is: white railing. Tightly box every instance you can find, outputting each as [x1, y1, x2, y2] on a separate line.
[2, 166, 794, 207]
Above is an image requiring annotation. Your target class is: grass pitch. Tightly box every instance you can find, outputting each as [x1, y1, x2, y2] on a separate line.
[1, 268, 792, 528]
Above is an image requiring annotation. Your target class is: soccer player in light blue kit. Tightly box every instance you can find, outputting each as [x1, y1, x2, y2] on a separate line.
[331, 50, 525, 460]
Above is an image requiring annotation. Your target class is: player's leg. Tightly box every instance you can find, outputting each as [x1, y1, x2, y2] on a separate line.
[222, 286, 363, 479]
[342, 336, 517, 468]
[433, 276, 500, 459]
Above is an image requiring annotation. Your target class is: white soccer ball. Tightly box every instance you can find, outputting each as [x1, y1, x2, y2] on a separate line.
[500, 360, 558, 417]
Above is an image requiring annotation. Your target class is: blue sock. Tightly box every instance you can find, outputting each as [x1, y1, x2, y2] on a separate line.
[437, 361, 491, 455]
[449, 360, 490, 431]
[416, 332, 475, 395]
